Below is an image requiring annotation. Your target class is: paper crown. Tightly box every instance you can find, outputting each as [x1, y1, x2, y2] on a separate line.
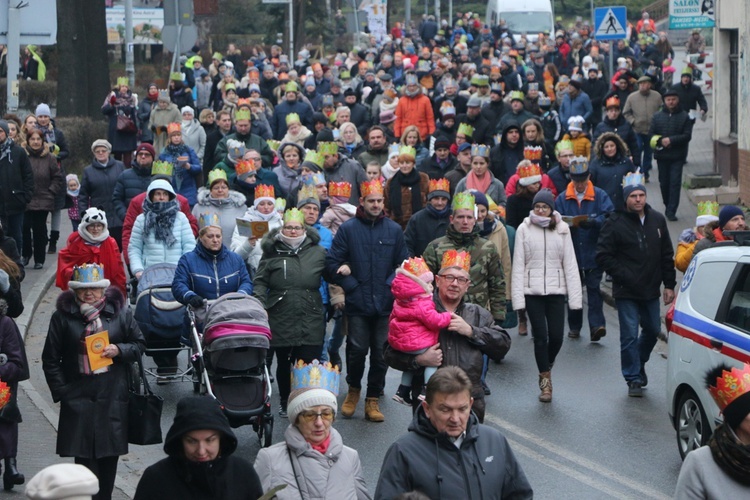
[234, 108, 252, 121]
[470, 74, 489, 86]
[169, 71, 183, 81]
[254, 184, 275, 200]
[523, 145, 543, 162]
[275, 198, 287, 211]
[405, 73, 418, 85]
[116, 76, 128, 87]
[283, 208, 305, 225]
[527, 82, 539, 91]
[70, 263, 107, 286]
[457, 123, 474, 137]
[605, 95, 621, 108]
[650, 134, 663, 150]
[151, 160, 174, 177]
[399, 145, 416, 159]
[317, 141, 339, 155]
[329, 181, 352, 198]
[697, 201, 720, 218]
[555, 140, 574, 155]
[622, 169, 645, 188]
[303, 150, 323, 168]
[297, 182, 318, 202]
[510, 90, 525, 101]
[471, 144, 490, 158]
[291, 359, 340, 396]
[538, 95, 552, 107]
[402, 257, 431, 278]
[518, 162, 542, 178]
[681, 66, 693, 76]
[569, 156, 589, 176]
[452, 191, 475, 211]
[236, 98, 252, 108]
[207, 168, 228, 186]
[707, 364, 750, 413]
[198, 212, 221, 229]
[286, 113, 301, 125]
[311, 172, 326, 186]
[428, 178, 450, 194]
[224, 83, 237, 92]
[266, 139, 281, 151]
[157, 89, 170, 101]
[388, 143, 400, 157]
[360, 179, 384, 198]
[285, 81, 299, 92]
[167, 122, 181, 136]
[441, 249, 471, 272]
[235, 159, 257, 177]
[441, 105, 456, 117]
[0, 379, 9, 411]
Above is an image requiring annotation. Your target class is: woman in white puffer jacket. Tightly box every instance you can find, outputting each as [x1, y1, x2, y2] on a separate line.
[511, 188, 582, 404]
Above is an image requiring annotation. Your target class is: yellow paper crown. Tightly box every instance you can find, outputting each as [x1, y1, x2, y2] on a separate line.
[329, 181, 352, 198]
[116, 76, 129, 87]
[169, 71, 183, 82]
[360, 179, 384, 198]
[297, 183, 318, 202]
[697, 201, 719, 218]
[317, 141, 339, 155]
[303, 150, 323, 168]
[266, 140, 281, 151]
[291, 359, 340, 396]
[510, 90, 525, 101]
[402, 257, 431, 278]
[428, 178, 450, 194]
[471, 144, 490, 158]
[234, 108, 252, 121]
[207, 168, 228, 186]
[707, 364, 750, 412]
[198, 212, 221, 229]
[440, 249, 471, 272]
[457, 123, 475, 137]
[452, 191, 475, 211]
[283, 208, 305, 225]
[254, 184, 275, 200]
[518, 162, 542, 179]
[167, 122, 181, 136]
[523, 145, 543, 162]
[0, 380, 10, 410]
[275, 198, 287, 211]
[285, 113, 301, 125]
[151, 160, 174, 177]
[555, 139, 574, 155]
[235, 159, 257, 177]
[399, 145, 416, 159]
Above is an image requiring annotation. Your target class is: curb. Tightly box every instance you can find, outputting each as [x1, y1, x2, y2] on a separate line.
[17, 266, 57, 342]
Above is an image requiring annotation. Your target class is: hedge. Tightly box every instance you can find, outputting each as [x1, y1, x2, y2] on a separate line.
[54, 117, 109, 176]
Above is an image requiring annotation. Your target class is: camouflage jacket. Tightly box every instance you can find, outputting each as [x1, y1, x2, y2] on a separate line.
[422, 225, 506, 321]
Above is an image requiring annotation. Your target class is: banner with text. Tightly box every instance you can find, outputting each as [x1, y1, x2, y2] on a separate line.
[360, 0, 388, 40]
[669, 0, 715, 30]
[106, 7, 164, 44]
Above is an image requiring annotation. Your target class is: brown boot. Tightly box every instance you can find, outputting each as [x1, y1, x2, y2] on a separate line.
[538, 372, 552, 402]
[341, 387, 361, 418]
[364, 397, 385, 422]
[518, 310, 528, 336]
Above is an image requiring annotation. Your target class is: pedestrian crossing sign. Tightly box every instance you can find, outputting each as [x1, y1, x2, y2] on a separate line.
[595, 6, 627, 40]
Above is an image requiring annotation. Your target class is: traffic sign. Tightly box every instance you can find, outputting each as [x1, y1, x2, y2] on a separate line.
[161, 24, 198, 51]
[594, 6, 627, 41]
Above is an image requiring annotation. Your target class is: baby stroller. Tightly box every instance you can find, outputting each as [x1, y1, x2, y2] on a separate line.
[189, 292, 274, 446]
[134, 263, 192, 383]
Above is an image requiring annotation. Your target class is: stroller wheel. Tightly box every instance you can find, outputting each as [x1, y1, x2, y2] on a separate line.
[263, 418, 273, 447]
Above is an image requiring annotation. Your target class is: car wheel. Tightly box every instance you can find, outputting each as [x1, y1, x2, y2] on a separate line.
[676, 390, 710, 460]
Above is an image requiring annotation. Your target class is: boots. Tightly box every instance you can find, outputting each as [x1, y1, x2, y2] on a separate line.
[341, 386, 361, 418]
[518, 310, 528, 336]
[538, 372, 552, 403]
[364, 397, 385, 422]
[47, 230, 59, 254]
[3, 457, 23, 490]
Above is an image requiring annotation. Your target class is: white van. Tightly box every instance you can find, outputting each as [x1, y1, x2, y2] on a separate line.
[485, 0, 554, 42]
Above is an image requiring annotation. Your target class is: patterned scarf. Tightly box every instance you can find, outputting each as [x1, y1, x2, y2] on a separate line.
[143, 198, 179, 246]
[78, 298, 108, 375]
[708, 423, 750, 486]
[0, 138, 13, 164]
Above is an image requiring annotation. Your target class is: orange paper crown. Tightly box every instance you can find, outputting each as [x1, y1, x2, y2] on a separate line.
[328, 181, 352, 198]
[428, 178, 450, 193]
[523, 145, 543, 162]
[235, 159, 256, 177]
[605, 95, 621, 109]
[167, 122, 181, 135]
[440, 249, 471, 273]
[237, 97, 252, 108]
[707, 364, 750, 412]
[517, 162, 542, 179]
[402, 257, 431, 278]
[360, 179, 383, 198]
[254, 184, 275, 200]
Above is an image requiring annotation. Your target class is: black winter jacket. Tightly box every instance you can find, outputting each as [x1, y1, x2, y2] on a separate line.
[649, 107, 693, 162]
[404, 206, 450, 257]
[0, 141, 34, 217]
[112, 163, 151, 221]
[670, 81, 708, 114]
[418, 153, 458, 180]
[593, 115, 641, 166]
[78, 157, 126, 228]
[457, 113, 492, 146]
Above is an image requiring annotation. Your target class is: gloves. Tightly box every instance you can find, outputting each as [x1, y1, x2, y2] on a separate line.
[109, 94, 117, 105]
[188, 295, 205, 308]
[0, 269, 10, 294]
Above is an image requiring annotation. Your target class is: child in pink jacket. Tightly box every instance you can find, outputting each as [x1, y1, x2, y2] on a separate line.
[389, 257, 453, 405]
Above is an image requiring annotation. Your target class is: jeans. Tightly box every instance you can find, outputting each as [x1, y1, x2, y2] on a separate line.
[615, 298, 661, 383]
[637, 133, 653, 177]
[346, 315, 389, 397]
[323, 315, 345, 361]
[272, 343, 323, 409]
[525, 294, 566, 372]
[657, 159, 685, 217]
[567, 268, 605, 333]
[22, 210, 49, 265]
[2, 213, 23, 254]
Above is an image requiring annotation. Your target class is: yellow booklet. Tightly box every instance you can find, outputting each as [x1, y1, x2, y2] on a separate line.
[85, 331, 113, 372]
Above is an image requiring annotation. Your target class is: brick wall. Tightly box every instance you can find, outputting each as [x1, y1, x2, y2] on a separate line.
[739, 148, 750, 204]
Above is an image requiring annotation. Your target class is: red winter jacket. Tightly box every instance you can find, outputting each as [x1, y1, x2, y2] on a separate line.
[57, 233, 127, 295]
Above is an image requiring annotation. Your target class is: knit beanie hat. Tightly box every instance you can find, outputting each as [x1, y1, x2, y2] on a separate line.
[35, 103, 51, 117]
[287, 388, 338, 423]
[91, 139, 112, 152]
[622, 183, 646, 202]
[719, 205, 745, 229]
[0, 120, 8, 137]
[469, 189, 488, 208]
[135, 143, 156, 159]
[532, 188, 555, 210]
[25, 463, 99, 499]
[66, 173, 79, 184]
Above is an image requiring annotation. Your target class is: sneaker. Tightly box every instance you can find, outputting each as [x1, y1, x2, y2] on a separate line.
[666, 214, 678, 222]
[640, 364, 648, 388]
[568, 330, 580, 339]
[391, 384, 413, 406]
[33, 263, 43, 270]
[481, 381, 491, 396]
[628, 381, 643, 397]
[591, 326, 606, 342]
[278, 407, 288, 418]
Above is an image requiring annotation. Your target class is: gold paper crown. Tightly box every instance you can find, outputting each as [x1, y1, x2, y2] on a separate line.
[297, 182, 318, 202]
[198, 212, 221, 229]
[441, 249, 471, 272]
[234, 108, 252, 121]
[317, 142, 339, 155]
[707, 364, 750, 412]
[697, 201, 719, 218]
[329, 181, 352, 198]
[207, 169, 228, 186]
[0, 380, 10, 410]
[555, 140, 574, 155]
[116, 76, 129, 87]
[291, 359, 340, 396]
[471, 144, 490, 158]
[169, 71, 183, 81]
[428, 178, 450, 193]
[303, 150, 323, 169]
[457, 123, 474, 137]
[523, 145, 543, 162]
[285, 113, 301, 125]
[151, 160, 174, 177]
[402, 257, 431, 277]
[360, 179, 384, 198]
[622, 169, 645, 187]
[275, 198, 287, 211]
[510, 90, 525, 101]
[452, 191, 475, 211]
[235, 159, 256, 177]
[167, 122, 181, 135]
[254, 184, 275, 200]
[518, 162, 542, 179]
[266, 140, 281, 151]
[605, 95, 620, 108]
[283, 208, 305, 225]
[399, 145, 416, 159]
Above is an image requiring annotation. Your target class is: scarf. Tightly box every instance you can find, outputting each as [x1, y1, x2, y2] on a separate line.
[277, 232, 306, 250]
[79, 224, 110, 244]
[530, 212, 551, 228]
[466, 170, 492, 194]
[77, 298, 108, 375]
[388, 168, 423, 218]
[708, 423, 750, 486]
[404, 87, 421, 98]
[166, 142, 189, 159]
[426, 204, 451, 218]
[67, 188, 80, 198]
[41, 123, 56, 145]
[310, 434, 332, 454]
[479, 218, 496, 237]
[143, 199, 179, 247]
[0, 138, 13, 164]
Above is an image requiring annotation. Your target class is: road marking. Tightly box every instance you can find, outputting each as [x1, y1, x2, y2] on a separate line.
[485, 414, 671, 500]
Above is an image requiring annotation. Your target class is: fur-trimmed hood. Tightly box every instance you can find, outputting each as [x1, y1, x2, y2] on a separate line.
[56, 287, 126, 317]
[195, 187, 247, 208]
[593, 131, 629, 160]
[393, 267, 432, 297]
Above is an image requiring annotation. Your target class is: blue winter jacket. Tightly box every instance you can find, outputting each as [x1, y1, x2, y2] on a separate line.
[559, 92, 593, 130]
[158, 146, 202, 206]
[172, 242, 253, 303]
[128, 211, 196, 275]
[325, 209, 408, 317]
[313, 222, 333, 305]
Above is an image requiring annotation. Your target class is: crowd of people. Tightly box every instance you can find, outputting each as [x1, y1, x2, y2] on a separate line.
[0, 9, 746, 500]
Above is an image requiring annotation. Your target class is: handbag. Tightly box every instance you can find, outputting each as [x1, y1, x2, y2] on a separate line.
[127, 356, 163, 445]
[116, 113, 137, 134]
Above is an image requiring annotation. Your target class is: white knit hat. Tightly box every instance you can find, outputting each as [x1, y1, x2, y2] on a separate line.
[287, 388, 338, 423]
[26, 463, 99, 499]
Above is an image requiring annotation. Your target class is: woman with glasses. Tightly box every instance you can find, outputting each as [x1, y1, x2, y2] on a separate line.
[252, 209, 327, 418]
[254, 361, 370, 499]
[511, 188, 582, 403]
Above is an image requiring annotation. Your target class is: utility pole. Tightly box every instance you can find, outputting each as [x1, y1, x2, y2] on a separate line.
[125, 0, 135, 88]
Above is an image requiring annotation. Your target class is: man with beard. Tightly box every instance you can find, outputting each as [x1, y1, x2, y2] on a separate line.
[356, 126, 390, 168]
[496, 92, 535, 136]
